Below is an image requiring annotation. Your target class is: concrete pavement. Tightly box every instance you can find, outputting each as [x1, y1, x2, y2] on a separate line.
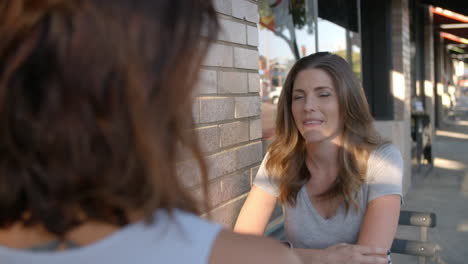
[392, 97, 468, 264]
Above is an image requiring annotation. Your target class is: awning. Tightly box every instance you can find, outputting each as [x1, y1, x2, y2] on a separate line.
[421, 0, 468, 16]
[428, 5, 468, 61]
[431, 7, 468, 45]
[318, 0, 359, 32]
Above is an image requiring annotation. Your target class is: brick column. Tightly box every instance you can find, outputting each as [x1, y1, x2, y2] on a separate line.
[374, 0, 412, 195]
[185, 0, 262, 228]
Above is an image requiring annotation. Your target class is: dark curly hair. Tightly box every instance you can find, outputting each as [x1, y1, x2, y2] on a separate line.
[0, 0, 218, 237]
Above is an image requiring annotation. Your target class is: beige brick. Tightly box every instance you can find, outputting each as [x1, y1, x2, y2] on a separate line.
[206, 149, 237, 179]
[249, 118, 262, 140]
[192, 98, 199, 124]
[219, 19, 246, 44]
[218, 71, 248, 94]
[197, 125, 220, 153]
[203, 43, 233, 67]
[207, 170, 251, 208]
[197, 70, 217, 94]
[220, 121, 249, 147]
[209, 196, 247, 228]
[213, 0, 232, 15]
[235, 96, 261, 118]
[206, 142, 261, 179]
[232, 0, 259, 23]
[234, 47, 259, 70]
[200, 97, 235, 123]
[235, 141, 262, 169]
[247, 25, 259, 46]
[248, 72, 260, 92]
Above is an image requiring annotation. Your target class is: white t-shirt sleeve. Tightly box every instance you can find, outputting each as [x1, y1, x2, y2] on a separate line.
[252, 153, 280, 197]
[366, 144, 404, 203]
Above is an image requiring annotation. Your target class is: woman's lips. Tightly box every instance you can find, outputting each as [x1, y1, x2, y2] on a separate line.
[303, 119, 323, 127]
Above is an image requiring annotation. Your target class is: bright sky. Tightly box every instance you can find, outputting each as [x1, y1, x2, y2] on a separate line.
[258, 18, 347, 61]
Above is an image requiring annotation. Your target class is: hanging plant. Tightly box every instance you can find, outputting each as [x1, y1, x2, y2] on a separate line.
[289, 0, 307, 28]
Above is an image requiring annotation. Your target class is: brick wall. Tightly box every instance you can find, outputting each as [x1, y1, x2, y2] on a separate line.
[391, 0, 411, 122]
[189, 0, 262, 228]
[424, 10, 436, 135]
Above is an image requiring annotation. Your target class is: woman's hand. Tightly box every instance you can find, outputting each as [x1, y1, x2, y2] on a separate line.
[295, 243, 388, 264]
[322, 243, 388, 264]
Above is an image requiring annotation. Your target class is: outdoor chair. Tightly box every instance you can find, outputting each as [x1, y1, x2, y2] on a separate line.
[391, 210, 442, 264]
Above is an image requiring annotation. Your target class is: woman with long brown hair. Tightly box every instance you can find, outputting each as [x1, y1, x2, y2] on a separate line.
[0, 0, 302, 263]
[235, 52, 402, 264]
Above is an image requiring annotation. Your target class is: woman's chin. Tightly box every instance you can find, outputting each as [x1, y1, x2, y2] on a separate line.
[302, 133, 326, 144]
[302, 131, 342, 145]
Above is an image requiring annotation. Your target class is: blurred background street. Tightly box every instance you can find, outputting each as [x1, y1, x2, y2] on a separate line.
[393, 95, 468, 264]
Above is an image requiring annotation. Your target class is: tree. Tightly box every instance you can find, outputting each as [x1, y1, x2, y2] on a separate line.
[259, 0, 316, 60]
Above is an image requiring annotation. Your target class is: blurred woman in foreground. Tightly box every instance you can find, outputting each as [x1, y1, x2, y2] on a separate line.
[0, 0, 301, 263]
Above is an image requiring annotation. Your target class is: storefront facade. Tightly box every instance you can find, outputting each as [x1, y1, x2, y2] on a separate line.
[192, 0, 467, 227]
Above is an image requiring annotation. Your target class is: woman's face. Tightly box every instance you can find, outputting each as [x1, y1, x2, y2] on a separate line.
[291, 68, 343, 144]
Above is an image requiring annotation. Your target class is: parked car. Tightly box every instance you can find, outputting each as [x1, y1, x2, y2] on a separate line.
[269, 86, 282, 104]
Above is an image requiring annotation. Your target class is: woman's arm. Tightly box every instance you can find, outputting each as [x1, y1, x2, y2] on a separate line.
[357, 144, 403, 250]
[294, 245, 388, 264]
[234, 185, 277, 235]
[234, 187, 391, 263]
[294, 195, 400, 264]
[292, 195, 400, 264]
[357, 194, 401, 249]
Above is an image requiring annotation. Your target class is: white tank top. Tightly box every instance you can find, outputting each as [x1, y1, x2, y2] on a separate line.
[0, 209, 223, 264]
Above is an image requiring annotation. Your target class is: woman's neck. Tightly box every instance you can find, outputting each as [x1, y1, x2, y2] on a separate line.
[305, 136, 342, 169]
[0, 221, 120, 250]
[304, 137, 343, 196]
[0, 211, 144, 250]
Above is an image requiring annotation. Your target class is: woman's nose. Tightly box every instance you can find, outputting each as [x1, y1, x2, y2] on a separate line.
[304, 96, 317, 112]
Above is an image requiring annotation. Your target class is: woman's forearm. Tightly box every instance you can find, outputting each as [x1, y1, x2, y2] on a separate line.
[293, 248, 325, 264]
[292, 244, 388, 264]
[233, 186, 277, 235]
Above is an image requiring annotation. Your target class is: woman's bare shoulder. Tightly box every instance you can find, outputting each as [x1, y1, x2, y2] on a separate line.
[209, 230, 303, 264]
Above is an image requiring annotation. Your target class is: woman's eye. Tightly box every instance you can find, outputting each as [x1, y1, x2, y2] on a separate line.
[319, 92, 331, 97]
[293, 95, 304, 100]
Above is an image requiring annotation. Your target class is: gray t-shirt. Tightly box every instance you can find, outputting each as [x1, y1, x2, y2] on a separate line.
[0, 209, 223, 264]
[254, 144, 403, 249]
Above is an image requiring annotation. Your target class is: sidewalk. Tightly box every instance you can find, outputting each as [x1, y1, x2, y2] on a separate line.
[392, 100, 468, 264]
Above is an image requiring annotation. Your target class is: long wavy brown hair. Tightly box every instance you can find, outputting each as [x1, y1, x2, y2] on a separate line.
[266, 52, 385, 211]
[0, 0, 218, 237]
